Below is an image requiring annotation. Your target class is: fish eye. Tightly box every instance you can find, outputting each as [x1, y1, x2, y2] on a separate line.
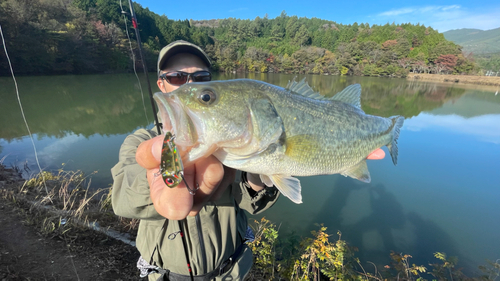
[198, 89, 216, 106]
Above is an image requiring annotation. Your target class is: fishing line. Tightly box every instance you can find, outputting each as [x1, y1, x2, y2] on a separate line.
[0, 23, 48, 195]
[120, 0, 150, 126]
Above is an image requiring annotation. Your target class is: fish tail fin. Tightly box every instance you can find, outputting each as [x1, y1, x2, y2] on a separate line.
[387, 116, 404, 165]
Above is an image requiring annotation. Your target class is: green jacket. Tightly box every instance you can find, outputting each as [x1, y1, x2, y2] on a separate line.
[111, 128, 280, 280]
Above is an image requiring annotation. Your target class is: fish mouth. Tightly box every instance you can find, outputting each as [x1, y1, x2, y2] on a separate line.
[153, 92, 198, 149]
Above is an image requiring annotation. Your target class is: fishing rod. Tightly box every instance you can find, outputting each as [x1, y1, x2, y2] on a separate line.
[125, 0, 161, 135]
[124, 1, 194, 280]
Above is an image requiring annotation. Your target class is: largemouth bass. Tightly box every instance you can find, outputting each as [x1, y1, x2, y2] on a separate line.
[154, 79, 404, 204]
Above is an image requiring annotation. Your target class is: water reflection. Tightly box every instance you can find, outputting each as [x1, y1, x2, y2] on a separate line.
[406, 212, 465, 268]
[0, 74, 476, 141]
[343, 184, 406, 261]
[406, 114, 500, 144]
[1, 73, 499, 274]
[0, 74, 153, 141]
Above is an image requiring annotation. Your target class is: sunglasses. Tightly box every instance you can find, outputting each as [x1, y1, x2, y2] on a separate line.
[160, 70, 212, 86]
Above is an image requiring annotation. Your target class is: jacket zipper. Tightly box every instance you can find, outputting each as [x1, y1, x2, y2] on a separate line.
[195, 213, 207, 272]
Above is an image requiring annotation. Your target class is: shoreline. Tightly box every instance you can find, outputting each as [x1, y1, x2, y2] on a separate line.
[407, 73, 500, 87]
[3, 71, 500, 88]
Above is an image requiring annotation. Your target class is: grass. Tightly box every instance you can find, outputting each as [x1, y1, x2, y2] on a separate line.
[246, 218, 500, 281]
[1, 164, 139, 240]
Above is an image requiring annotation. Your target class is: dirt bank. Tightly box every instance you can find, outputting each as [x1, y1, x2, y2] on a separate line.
[408, 73, 500, 87]
[0, 166, 140, 280]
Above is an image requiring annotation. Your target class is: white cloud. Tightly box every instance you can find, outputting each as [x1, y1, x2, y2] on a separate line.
[373, 5, 500, 32]
[403, 113, 500, 144]
[379, 8, 416, 17]
[38, 134, 84, 164]
[378, 5, 460, 17]
[442, 5, 461, 11]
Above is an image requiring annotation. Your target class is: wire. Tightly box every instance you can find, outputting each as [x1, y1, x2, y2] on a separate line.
[0, 23, 48, 195]
[120, 0, 150, 127]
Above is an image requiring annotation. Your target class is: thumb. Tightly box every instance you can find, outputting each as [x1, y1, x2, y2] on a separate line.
[136, 135, 164, 169]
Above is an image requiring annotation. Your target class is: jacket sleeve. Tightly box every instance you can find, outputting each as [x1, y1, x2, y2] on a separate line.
[111, 128, 165, 220]
[232, 172, 280, 215]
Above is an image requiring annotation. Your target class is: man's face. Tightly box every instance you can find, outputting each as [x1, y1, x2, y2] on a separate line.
[157, 53, 209, 93]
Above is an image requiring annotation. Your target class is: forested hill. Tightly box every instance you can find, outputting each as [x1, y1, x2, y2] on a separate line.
[443, 28, 500, 55]
[0, 0, 476, 77]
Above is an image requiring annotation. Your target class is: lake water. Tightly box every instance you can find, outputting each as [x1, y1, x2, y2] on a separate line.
[1, 73, 499, 274]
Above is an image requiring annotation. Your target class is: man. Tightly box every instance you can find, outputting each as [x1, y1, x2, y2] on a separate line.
[111, 40, 281, 281]
[111, 40, 386, 280]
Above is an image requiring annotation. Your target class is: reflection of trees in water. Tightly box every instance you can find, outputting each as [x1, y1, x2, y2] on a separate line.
[266, 74, 468, 119]
[405, 212, 477, 274]
[305, 178, 465, 272]
[406, 212, 463, 265]
[1, 74, 472, 140]
[360, 80, 467, 118]
[341, 184, 406, 265]
[0, 74, 153, 140]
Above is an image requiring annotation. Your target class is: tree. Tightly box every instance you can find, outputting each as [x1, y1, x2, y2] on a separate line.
[72, 0, 96, 11]
[454, 54, 476, 74]
[428, 41, 460, 63]
[285, 15, 299, 39]
[394, 38, 411, 59]
[0, 2, 477, 77]
[397, 58, 412, 69]
[270, 24, 284, 41]
[382, 39, 398, 50]
[250, 17, 263, 38]
[293, 25, 310, 46]
[95, 0, 122, 24]
[434, 54, 458, 74]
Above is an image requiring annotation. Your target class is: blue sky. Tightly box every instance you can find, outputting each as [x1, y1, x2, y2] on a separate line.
[134, 0, 500, 32]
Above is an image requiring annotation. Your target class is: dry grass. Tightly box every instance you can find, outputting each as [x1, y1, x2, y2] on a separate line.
[1, 165, 139, 239]
[20, 169, 101, 220]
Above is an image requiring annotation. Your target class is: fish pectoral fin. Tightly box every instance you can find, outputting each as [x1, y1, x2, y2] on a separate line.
[249, 98, 284, 146]
[341, 160, 371, 183]
[269, 175, 303, 204]
[259, 174, 274, 187]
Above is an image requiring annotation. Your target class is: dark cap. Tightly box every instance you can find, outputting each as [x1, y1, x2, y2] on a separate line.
[157, 40, 212, 74]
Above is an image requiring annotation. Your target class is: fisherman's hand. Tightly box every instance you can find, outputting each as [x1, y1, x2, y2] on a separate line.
[367, 148, 385, 160]
[136, 136, 235, 220]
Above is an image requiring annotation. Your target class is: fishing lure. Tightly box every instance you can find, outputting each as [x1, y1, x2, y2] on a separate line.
[160, 132, 183, 188]
[158, 132, 200, 195]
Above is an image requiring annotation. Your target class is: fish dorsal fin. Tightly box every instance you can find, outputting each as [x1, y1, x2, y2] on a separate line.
[286, 77, 327, 100]
[330, 84, 362, 108]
